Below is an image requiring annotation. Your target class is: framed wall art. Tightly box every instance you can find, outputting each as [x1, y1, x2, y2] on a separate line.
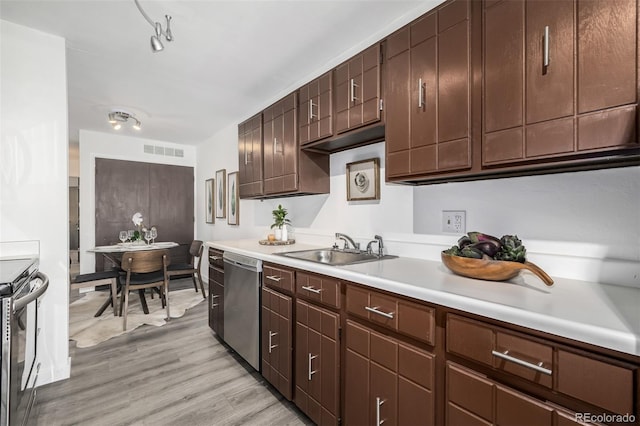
[346, 157, 380, 201]
[227, 171, 239, 225]
[215, 169, 226, 218]
[205, 178, 215, 224]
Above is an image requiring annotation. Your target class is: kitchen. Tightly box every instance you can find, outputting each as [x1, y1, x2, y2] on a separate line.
[1, 0, 639, 425]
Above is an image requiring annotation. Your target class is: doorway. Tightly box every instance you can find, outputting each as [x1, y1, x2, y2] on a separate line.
[69, 176, 80, 280]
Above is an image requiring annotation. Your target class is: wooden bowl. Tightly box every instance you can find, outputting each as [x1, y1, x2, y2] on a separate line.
[441, 252, 554, 286]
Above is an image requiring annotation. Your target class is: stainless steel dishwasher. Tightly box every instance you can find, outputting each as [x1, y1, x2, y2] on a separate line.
[223, 251, 262, 371]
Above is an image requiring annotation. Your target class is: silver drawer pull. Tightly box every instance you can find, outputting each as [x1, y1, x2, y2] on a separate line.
[365, 306, 394, 319]
[308, 353, 318, 381]
[268, 331, 278, 353]
[266, 275, 282, 282]
[543, 25, 550, 67]
[376, 397, 385, 426]
[491, 350, 552, 375]
[301, 285, 322, 294]
[209, 256, 221, 261]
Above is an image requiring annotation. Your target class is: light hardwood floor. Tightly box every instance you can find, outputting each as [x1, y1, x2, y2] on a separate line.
[31, 287, 311, 426]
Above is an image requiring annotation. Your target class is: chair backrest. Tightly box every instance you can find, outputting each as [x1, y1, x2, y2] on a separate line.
[121, 250, 170, 274]
[189, 240, 203, 258]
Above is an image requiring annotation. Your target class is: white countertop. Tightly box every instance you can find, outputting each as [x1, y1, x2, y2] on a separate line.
[208, 239, 640, 357]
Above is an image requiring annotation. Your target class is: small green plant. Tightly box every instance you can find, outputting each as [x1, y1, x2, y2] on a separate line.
[271, 204, 291, 229]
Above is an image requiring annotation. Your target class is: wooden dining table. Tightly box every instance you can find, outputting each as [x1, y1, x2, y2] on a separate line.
[88, 242, 178, 315]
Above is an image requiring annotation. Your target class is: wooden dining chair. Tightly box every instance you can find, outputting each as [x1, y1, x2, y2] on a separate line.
[119, 249, 171, 331]
[167, 240, 205, 298]
[70, 270, 120, 316]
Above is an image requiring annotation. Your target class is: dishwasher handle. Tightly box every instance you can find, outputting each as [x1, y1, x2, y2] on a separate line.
[223, 258, 262, 273]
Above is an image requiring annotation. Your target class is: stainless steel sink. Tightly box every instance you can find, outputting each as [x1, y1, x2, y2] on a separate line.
[276, 248, 397, 266]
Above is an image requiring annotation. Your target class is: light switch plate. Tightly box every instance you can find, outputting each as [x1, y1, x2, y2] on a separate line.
[442, 210, 466, 234]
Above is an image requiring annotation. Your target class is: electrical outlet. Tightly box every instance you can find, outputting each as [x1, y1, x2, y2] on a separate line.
[442, 210, 466, 234]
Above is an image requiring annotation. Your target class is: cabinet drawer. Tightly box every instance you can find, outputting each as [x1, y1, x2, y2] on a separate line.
[296, 271, 341, 309]
[208, 248, 224, 269]
[346, 284, 435, 345]
[447, 314, 553, 388]
[209, 266, 223, 285]
[557, 349, 635, 415]
[263, 264, 294, 293]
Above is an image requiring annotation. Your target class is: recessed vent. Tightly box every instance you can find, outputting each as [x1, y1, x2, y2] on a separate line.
[142, 144, 184, 157]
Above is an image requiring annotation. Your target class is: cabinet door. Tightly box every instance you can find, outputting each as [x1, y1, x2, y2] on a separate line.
[238, 113, 263, 198]
[345, 320, 435, 426]
[335, 44, 381, 134]
[264, 93, 298, 195]
[576, 0, 638, 152]
[386, 0, 470, 180]
[300, 71, 333, 145]
[261, 286, 292, 400]
[295, 300, 340, 425]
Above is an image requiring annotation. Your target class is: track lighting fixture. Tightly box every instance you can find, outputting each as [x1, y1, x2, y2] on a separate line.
[108, 111, 141, 131]
[134, 0, 174, 53]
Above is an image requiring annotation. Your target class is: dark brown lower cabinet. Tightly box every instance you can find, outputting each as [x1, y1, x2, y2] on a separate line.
[294, 299, 340, 425]
[345, 319, 435, 426]
[261, 286, 293, 400]
[446, 362, 592, 426]
[208, 248, 224, 338]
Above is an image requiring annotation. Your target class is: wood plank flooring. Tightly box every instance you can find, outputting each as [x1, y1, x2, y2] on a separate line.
[30, 287, 312, 426]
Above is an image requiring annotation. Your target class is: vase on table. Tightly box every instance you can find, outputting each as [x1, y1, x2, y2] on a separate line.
[274, 228, 282, 241]
[280, 225, 288, 242]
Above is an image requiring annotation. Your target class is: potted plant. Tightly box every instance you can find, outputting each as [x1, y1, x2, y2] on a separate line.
[271, 204, 291, 241]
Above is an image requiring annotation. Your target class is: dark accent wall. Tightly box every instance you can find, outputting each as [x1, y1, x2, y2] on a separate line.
[95, 158, 194, 269]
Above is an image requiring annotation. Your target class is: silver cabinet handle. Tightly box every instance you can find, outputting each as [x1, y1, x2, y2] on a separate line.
[365, 306, 394, 319]
[268, 331, 278, 354]
[418, 78, 425, 108]
[209, 256, 221, 261]
[308, 353, 318, 381]
[543, 25, 550, 67]
[309, 100, 316, 121]
[301, 285, 322, 294]
[273, 137, 277, 155]
[266, 275, 282, 282]
[211, 295, 219, 308]
[376, 397, 385, 426]
[491, 350, 552, 375]
[350, 78, 357, 102]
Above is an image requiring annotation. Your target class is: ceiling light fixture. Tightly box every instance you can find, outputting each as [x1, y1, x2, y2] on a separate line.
[134, 0, 174, 53]
[108, 111, 142, 131]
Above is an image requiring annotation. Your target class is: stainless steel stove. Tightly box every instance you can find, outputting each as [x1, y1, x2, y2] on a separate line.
[0, 256, 48, 426]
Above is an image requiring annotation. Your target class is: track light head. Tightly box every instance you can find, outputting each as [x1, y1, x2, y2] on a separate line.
[151, 22, 164, 52]
[165, 15, 173, 42]
[108, 111, 142, 131]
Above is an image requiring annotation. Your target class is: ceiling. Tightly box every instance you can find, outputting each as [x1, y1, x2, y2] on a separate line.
[1, 0, 437, 147]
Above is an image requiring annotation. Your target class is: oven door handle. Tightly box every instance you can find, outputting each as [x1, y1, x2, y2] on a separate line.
[14, 272, 49, 311]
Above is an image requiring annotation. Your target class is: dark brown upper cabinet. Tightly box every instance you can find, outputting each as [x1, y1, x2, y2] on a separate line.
[238, 93, 329, 199]
[263, 93, 299, 195]
[299, 71, 333, 146]
[483, 0, 638, 166]
[335, 44, 383, 134]
[386, 0, 472, 181]
[238, 113, 263, 198]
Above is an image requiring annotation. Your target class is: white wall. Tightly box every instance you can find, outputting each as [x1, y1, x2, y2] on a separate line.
[78, 130, 196, 273]
[0, 20, 70, 384]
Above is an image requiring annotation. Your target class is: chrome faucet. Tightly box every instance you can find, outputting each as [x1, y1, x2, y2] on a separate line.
[366, 235, 385, 257]
[335, 233, 360, 251]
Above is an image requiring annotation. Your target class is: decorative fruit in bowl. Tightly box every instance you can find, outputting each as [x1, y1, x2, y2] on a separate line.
[442, 232, 553, 286]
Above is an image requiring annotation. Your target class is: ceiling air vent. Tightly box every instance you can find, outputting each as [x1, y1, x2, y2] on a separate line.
[143, 144, 183, 157]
